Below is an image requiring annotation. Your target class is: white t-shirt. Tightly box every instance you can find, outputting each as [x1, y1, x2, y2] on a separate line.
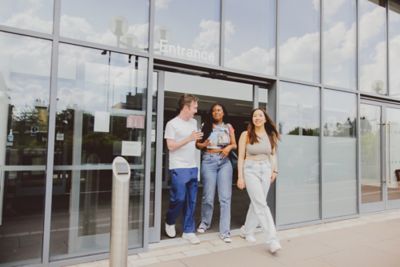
[164, 116, 198, 169]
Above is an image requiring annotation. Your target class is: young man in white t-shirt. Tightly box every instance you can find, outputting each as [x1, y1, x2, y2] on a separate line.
[164, 94, 203, 244]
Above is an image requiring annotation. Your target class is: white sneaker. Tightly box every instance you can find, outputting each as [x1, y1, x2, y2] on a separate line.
[165, 223, 176, 238]
[220, 236, 232, 243]
[197, 226, 206, 234]
[240, 226, 256, 242]
[268, 241, 281, 254]
[182, 233, 200, 244]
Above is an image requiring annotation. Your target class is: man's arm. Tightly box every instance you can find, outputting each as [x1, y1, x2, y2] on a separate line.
[166, 131, 203, 152]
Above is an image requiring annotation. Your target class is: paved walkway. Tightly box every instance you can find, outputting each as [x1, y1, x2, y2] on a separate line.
[68, 211, 400, 267]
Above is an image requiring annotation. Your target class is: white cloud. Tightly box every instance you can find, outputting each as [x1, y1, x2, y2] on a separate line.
[60, 15, 94, 40]
[224, 20, 235, 41]
[360, 41, 386, 93]
[155, 0, 172, 9]
[279, 32, 320, 81]
[60, 15, 148, 49]
[0, 35, 52, 110]
[359, 6, 385, 47]
[226, 46, 275, 75]
[324, 21, 356, 87]
[4, 9, 52, 33]
[312, 0, 320, 11]
[192, 20, 220, 52]
[323, 0, 347, 19]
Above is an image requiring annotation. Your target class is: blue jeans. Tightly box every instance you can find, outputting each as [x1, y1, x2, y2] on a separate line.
[199, 153, 232, 238]
[166, 167, 198, 233]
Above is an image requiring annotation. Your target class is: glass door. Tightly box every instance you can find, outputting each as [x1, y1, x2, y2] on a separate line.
[360, 102, 384, 212]
[360, 101, 400, 212]
[386, 107, 400, 208]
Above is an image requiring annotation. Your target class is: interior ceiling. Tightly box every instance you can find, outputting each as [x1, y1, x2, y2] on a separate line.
[164, 91, 255, 118]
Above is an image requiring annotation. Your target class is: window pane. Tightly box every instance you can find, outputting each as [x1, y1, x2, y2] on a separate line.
[389, 0, 400, 98]
[60, 0, 149, 50]
[0, 171, 45, 265]
[154, 0, 220, 65]
[387, 108, 400, 201]
[224, 0, 275, 75]
[360, 104, 382, 203]
[0, 32, 52, 166]
[279, 0, 320, 82]
[359, 0, 386, 94]
[323, 90, 357, 218]
[55, 45, 148, 165]
[0, 0, 53, 33]
[277, 82, 320, 225]
[323, 0, 356, 89]
[51, 45, 147, 258]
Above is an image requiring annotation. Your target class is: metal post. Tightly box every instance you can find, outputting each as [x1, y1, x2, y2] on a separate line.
[110, 156, 131, 267]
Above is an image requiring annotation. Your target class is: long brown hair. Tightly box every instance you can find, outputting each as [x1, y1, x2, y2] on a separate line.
[247, 108, 280, 153]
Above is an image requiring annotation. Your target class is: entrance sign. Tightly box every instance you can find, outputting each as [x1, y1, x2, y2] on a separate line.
[159, 39, 215, 64]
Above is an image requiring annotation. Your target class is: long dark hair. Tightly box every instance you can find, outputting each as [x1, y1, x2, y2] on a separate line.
[247, 108, 280, 153]
[201, 103, 229, 142]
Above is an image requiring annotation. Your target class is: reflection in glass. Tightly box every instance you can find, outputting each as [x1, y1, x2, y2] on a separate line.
[323, 90, 357, 218]
[0, 171, 45, 265]
[50, 44, 147, 258]
[0, 0, 53, 33]
[154, 0, 220, 65]
[224, 0, 275, 75]
[279, 83, 319, 136]
[389, 0, 400, 98]
[323, 0, 356, 89]
[50, 169, 145, 257]
[55, 45, 148, 165]
[359, 0, 386, 94]
[360, 104, 382, 203]
[387, 108, 400, 201]
[279, 0, 320, 82]
[60, 0, 149, 50]
[0, 32, 52, 166]
[277, 82, 320, 225]
[258, 88, 269, 111]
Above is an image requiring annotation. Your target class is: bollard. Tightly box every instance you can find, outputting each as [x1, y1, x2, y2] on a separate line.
[110, 156, 131, 267]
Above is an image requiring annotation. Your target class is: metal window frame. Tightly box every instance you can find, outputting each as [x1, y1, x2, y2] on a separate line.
[1, 0, 400, 265]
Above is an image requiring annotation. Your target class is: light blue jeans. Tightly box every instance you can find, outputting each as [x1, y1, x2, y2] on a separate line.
[242, 159, 278, 245]
[199, 153, 233, 238]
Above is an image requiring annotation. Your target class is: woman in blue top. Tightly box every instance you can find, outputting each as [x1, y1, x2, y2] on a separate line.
[196, 103, 237, 243]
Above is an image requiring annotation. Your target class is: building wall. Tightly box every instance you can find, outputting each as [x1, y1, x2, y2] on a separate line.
[0, 0, 400, 266]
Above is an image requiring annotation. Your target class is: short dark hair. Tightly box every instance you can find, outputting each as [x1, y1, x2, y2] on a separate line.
[178, 94, 199, 111]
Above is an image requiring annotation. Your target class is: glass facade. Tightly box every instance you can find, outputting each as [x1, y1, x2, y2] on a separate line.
[0, 32, 51, 265]
[359, 0, 386, 95]
[322, 90, 357, 218]
[50, 45, 147, 259]
[277, 82, 320, 225]
[279, 0, 320, 82]
[60, 0, 149, 50]
[323, 0, 356, 89]
[223, 0, 275, 75]
[1, 0, 400, 266]
[0, 0, 54, 33]
[154, 0, 220, 65]
[389, 0, 400, 98]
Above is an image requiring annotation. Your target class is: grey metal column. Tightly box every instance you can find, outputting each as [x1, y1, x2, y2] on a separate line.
[42, 0, 61, 263]
[110, 156, 131, 267]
